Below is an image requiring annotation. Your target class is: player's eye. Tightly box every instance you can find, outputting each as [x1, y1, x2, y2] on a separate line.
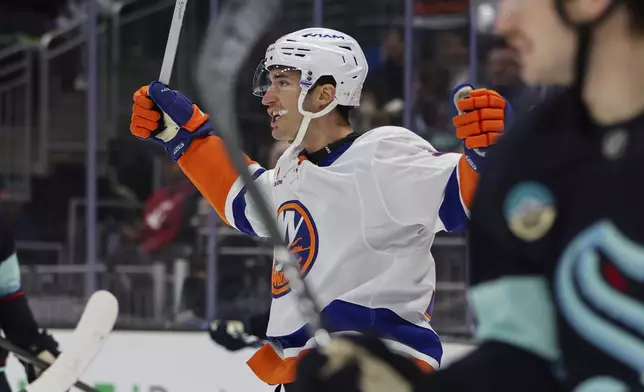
[278, 80, 289, 88]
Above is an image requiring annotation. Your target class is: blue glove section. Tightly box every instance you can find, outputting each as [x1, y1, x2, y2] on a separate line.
[463, 146, 487, 172]
[504, 96, 515, 133]
[148, 81, 197, 126]
[147, 81, 215, 161]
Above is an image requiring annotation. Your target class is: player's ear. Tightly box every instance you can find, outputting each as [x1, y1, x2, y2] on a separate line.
[315, 83, 336, 109]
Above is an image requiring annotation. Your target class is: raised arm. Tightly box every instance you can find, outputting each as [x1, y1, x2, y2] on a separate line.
[179, 136, 273, 237]
[129, 81, 273, 237]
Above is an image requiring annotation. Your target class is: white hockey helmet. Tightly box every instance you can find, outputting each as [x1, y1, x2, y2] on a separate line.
[253, 28, 369, 150]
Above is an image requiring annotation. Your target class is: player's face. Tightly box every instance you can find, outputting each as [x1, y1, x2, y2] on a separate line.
[262, 69, 304, 141]
[494, 0, 577, 85]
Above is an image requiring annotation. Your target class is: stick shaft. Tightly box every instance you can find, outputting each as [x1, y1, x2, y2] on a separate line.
[159, 0, 189, 84]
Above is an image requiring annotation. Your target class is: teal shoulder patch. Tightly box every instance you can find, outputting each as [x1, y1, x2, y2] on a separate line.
[503, 181, 556, 242]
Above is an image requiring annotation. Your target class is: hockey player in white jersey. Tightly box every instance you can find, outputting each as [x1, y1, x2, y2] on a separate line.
[129, 27, 509, 389]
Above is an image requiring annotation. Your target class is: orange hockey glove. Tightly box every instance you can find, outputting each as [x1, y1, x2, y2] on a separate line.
[452, 87, 507, 150]
[130, 85, 162, 139]
[130, 82, 212, 161]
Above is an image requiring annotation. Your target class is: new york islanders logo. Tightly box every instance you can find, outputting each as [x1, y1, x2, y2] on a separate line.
[272, 200, 319, 298]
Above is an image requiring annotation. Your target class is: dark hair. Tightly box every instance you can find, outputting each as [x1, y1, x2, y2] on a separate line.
[626, 0, 644, 34]
[311, 75, 353, 126]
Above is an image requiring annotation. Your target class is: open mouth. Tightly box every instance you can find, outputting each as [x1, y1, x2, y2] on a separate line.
[270, 109, 288, 127]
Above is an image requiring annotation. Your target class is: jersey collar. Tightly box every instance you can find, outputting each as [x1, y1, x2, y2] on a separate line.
[299, 132, 360, 167]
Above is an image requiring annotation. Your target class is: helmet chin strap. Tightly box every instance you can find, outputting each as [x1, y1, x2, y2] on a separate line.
[284, 88, 339, 157]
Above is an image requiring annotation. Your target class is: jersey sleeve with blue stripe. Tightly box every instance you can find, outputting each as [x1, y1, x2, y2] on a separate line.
[369, 133, 472, 235]
[222, 164, 274, 237]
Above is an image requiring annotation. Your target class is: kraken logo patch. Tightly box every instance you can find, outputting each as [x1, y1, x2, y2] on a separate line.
[556, 221, 644, 389]
[504, 182, 556, 242]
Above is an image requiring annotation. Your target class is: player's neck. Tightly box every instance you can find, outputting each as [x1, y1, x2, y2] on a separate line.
[583, 28, 644, 126]
[301, 122, 353, 153]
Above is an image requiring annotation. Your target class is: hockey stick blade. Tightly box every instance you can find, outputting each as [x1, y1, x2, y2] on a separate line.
[0, 336, 98, 392]
[159, 0, 188, 85]
[20, 291, 119, 392]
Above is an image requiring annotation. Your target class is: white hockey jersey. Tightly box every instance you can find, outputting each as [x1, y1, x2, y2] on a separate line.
[178, 126, 477, 385]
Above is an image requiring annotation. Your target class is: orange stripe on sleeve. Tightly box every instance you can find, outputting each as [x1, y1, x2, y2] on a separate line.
[178, 136, 256, 226]
[457, 154, 479, 210]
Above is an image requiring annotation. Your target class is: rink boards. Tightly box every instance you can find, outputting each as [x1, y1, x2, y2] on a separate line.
[5, 330, 475, 392]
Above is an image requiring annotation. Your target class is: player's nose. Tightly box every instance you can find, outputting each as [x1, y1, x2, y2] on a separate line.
[262, 86, 278, 106]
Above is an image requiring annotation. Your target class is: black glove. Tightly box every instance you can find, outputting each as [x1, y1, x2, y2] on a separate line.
[208, 320, 264, 351]
[293, 334, 433, 392]
[22, 329, 60, 382]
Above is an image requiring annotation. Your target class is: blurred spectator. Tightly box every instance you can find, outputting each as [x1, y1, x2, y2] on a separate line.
[53, 0, 117, 91]
[434, 30, 470, 88]
[437, 31, 469, 66]
[484, 46, 525, 105]
[54, 0, 117, 31]
[364, 28, 406, 126]
[412, 62, 459, 151]
[107, 158, 198, 269]
[121, 159, 197, 258]
[104, 158, 199, 316]
[0, 5, 54, 50]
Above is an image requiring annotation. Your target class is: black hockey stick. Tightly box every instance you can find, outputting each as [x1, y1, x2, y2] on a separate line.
[0, 336, 99, 392]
